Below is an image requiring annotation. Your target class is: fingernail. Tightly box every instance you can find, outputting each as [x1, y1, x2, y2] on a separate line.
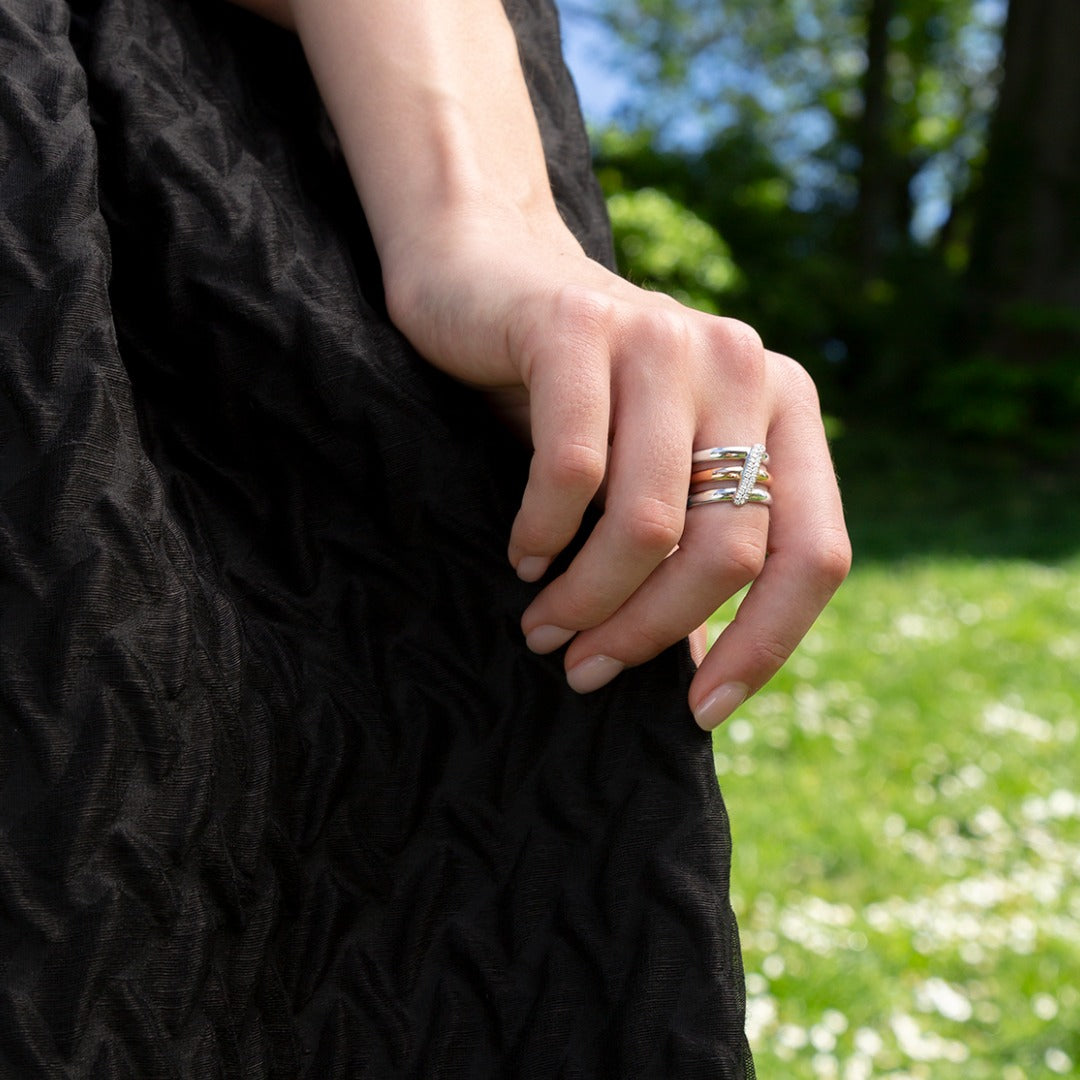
[566, 655, 624, 694]
[693, 683, 749, 730]
[516, 555, 551, 583]
[525, 625, 575, 654]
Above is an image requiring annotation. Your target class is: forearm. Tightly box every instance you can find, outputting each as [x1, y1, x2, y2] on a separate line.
[228, 0, 568, 279]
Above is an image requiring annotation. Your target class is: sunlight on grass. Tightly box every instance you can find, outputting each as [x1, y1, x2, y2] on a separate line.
[711, 557, 1080, 1079]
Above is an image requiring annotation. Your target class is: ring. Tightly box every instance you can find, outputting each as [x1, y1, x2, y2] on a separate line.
[691, 445, 770, 466]
[687, 485, 772, 508]
[687, 442, 770, 508]
[690, 465, 771, 487]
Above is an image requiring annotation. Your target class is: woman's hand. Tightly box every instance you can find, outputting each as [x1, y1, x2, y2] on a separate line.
[382, 207, 851, 728]
[226, 0, 852, 727]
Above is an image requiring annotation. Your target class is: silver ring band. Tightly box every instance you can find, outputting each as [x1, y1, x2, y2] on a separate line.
[691, 445, 770, 466]
[687, 485, 772, 508]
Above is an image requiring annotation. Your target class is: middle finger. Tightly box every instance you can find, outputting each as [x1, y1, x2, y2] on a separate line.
[520, 366, 694, 652]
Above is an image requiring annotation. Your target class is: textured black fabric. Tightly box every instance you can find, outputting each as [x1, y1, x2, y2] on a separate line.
[0, 0, 754, 1075]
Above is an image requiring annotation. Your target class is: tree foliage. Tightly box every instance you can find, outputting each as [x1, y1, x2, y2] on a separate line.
[605, 183, 741, 313]
[571, 0, 1080, 455]
[575, 0, 1004, 240]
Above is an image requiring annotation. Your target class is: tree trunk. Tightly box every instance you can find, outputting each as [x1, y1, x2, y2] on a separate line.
[966, 0, 1080, 359]
[854, 0, 896, 277]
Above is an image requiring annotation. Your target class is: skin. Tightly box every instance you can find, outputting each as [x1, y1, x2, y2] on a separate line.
[225, 0, 852, 728]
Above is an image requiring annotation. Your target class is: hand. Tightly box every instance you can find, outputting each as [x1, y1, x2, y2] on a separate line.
[383, 207, 852, 729]
[237, 0, 852, 727]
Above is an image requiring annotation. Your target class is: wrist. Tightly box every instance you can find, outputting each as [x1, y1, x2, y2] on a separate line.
[380, 200, 583, 358]
[380, 194, 571, 286]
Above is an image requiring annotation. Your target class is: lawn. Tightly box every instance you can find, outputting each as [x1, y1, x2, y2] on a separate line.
[713, 439, 1080, 1078]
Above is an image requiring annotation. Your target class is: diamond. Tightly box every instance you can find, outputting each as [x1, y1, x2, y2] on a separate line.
[733, 443, 767, 506]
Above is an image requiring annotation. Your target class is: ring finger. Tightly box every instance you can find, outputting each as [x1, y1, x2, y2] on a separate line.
[560, 457, 770, 691]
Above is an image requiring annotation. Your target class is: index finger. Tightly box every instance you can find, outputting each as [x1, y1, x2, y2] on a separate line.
[507, 305, 612, 586]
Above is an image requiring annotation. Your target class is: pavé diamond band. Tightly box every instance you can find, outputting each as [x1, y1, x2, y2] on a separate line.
[690, 445, 770, 466]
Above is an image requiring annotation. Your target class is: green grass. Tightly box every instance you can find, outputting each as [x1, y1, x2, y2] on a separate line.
[711, 442, 1080, 1078]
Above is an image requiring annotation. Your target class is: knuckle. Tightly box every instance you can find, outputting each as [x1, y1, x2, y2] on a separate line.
[625, 619, 676, 660]
[552, 285, 617, 342]
[747, 634, 795, 672]
[768, 350, 822, 408]
[544, 440, 607, 494]
[808, 530, 853, 589]
[727, 318, 765, 357]
[619, 497, 684, 555]
[516, 286, 615, 380]
[716, 318, 764, 365]
[631, 305, 692, 359]
[511, 515, 562, 557]
[705, 535, 766, 584]
[700, 318, 766, 393]
[554, 588, 607, 630]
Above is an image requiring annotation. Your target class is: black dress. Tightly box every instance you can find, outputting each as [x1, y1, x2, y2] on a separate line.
[0, 0, 754, 1075]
